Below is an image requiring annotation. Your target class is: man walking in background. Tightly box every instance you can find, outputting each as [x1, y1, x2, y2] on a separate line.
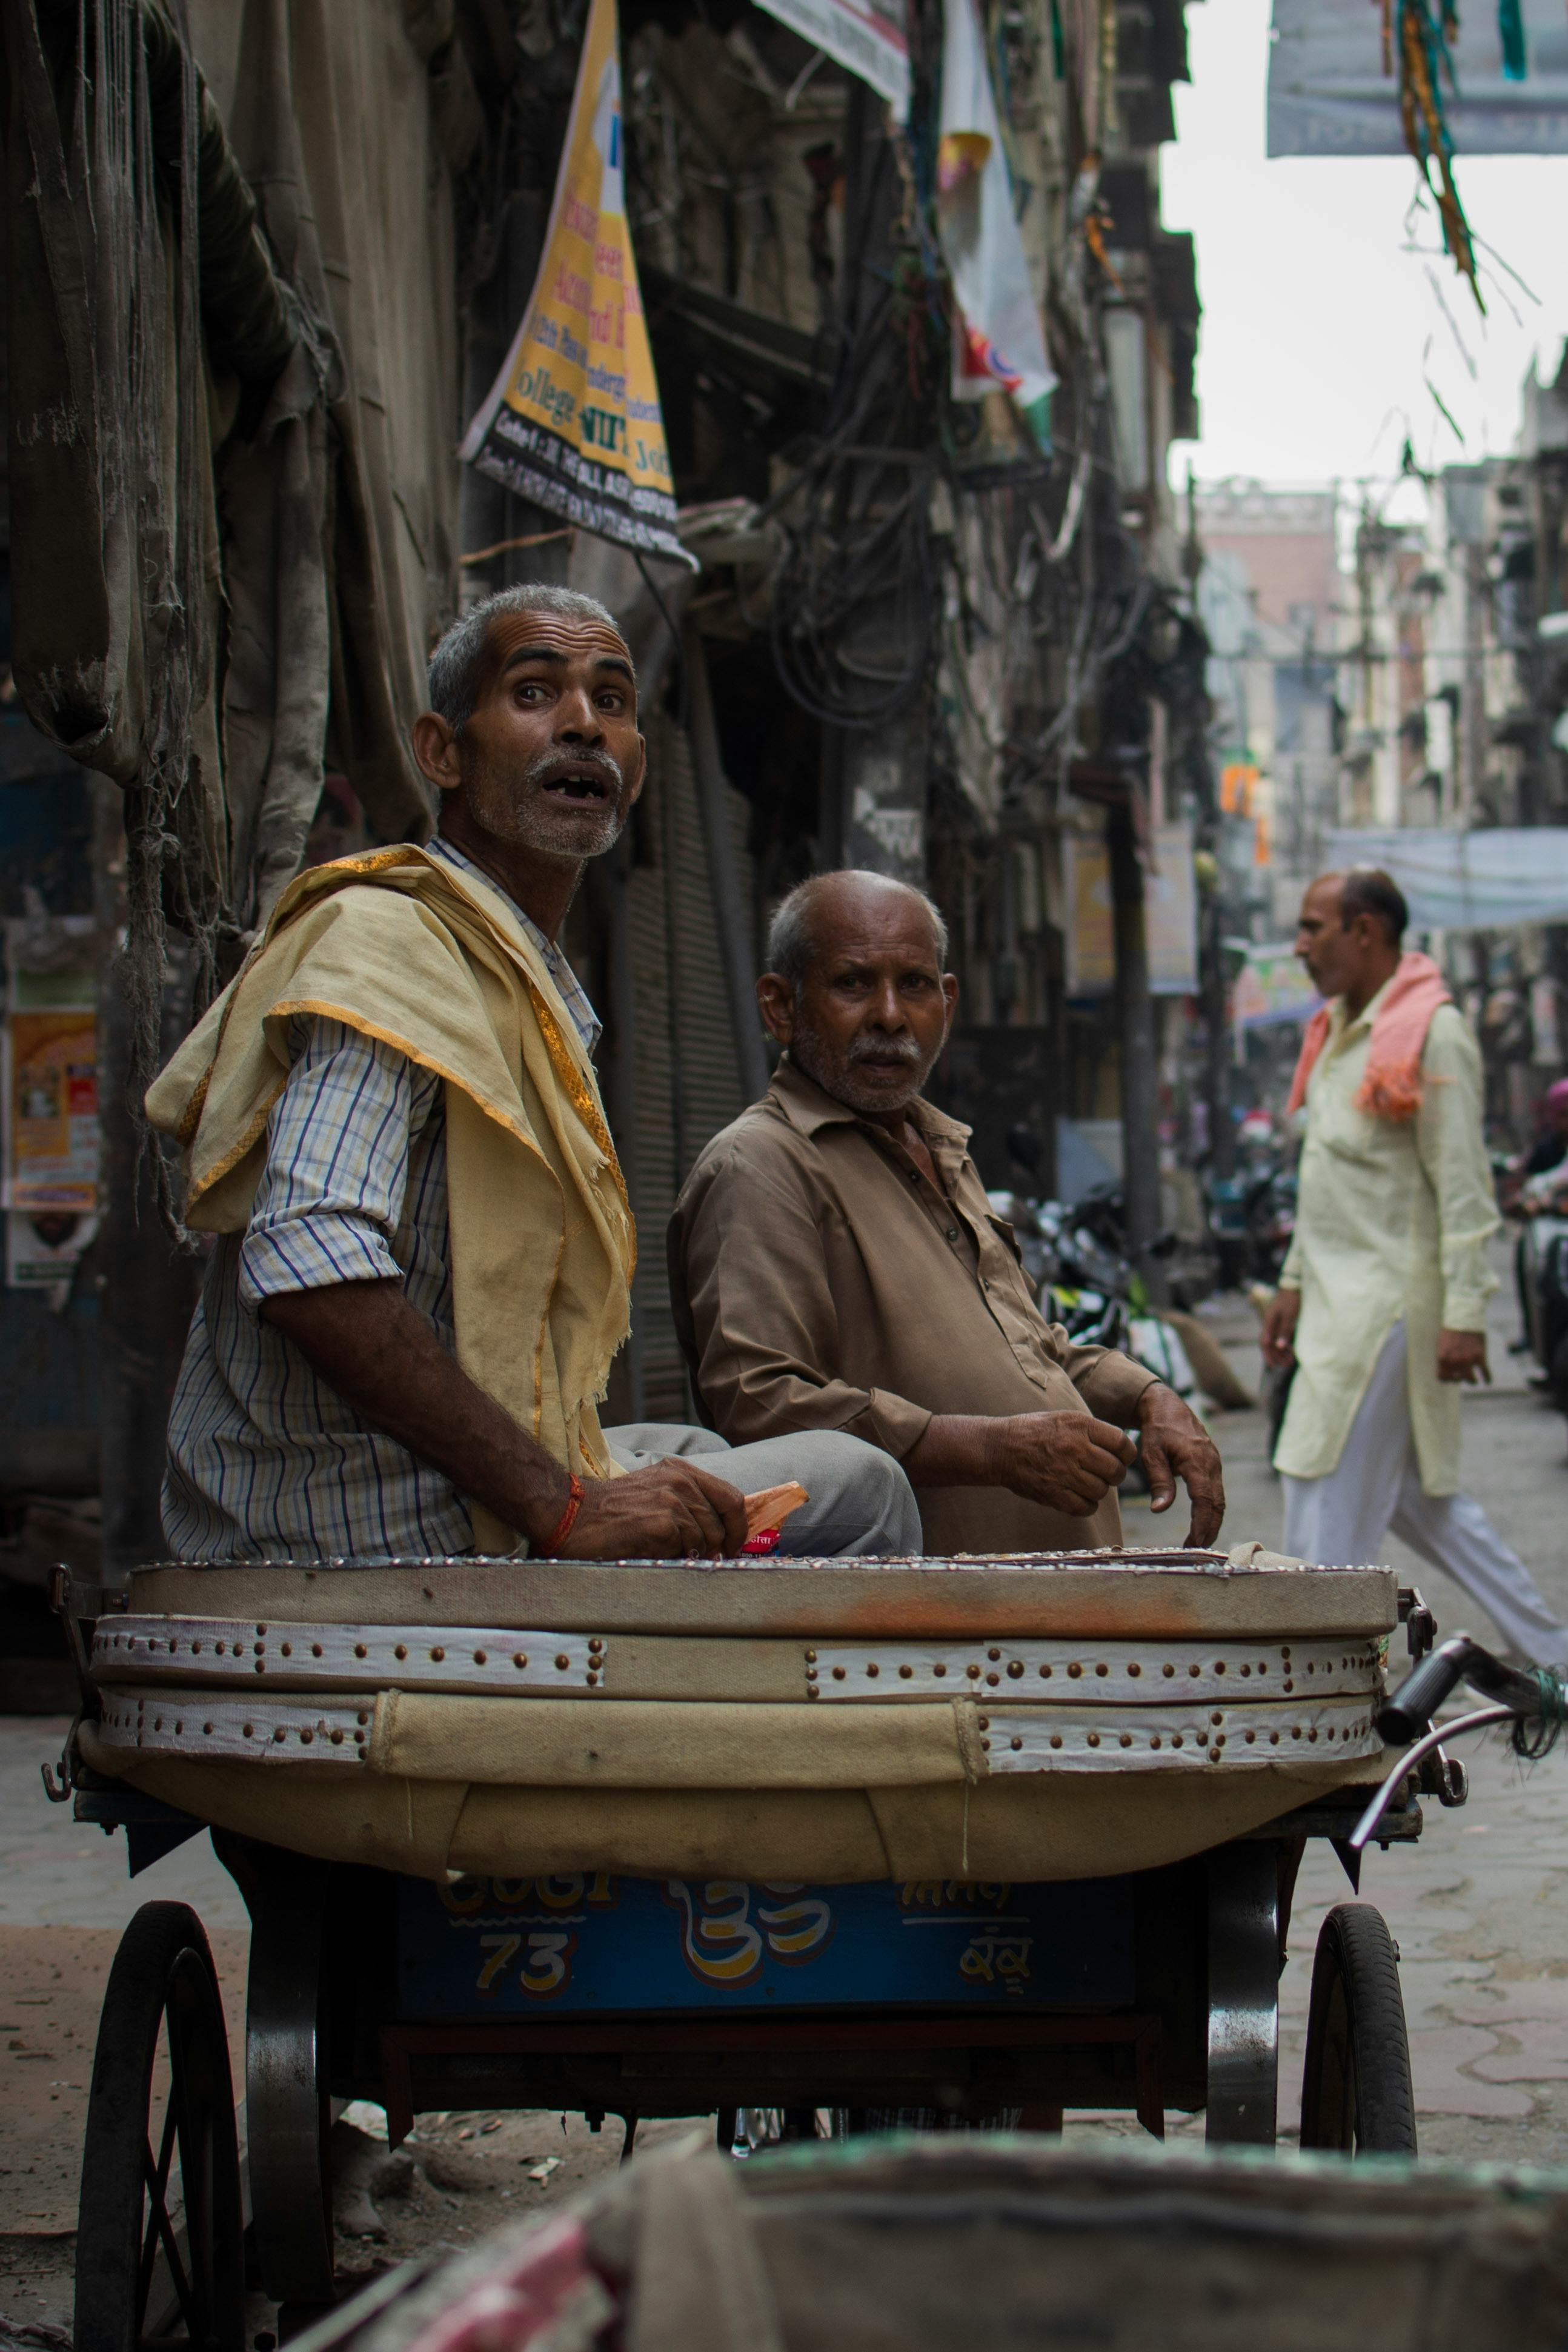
[1261, 868, 1568, 1664]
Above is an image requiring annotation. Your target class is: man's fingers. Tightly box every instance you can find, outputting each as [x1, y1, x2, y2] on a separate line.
[682, 1465, 750, 1553]
[1141, 1428, 1177, 1514]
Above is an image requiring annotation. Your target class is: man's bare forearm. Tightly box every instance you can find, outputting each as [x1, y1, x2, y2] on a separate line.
[261, 1280, 570, 1544]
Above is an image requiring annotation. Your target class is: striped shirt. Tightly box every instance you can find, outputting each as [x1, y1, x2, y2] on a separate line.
[161, 839, 600, 1562]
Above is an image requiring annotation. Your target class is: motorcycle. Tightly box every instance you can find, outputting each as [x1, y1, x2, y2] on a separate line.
[1205, 1149, 1297, 1289]
[988, 1143, 1198, 1404]
[1514, 1201, 1568, 1412]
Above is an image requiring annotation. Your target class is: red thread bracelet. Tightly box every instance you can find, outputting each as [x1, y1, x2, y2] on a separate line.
[544, 1473, 584, 1555]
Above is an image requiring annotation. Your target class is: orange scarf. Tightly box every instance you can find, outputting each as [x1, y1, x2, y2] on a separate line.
[1286, 949, 1451, 1125]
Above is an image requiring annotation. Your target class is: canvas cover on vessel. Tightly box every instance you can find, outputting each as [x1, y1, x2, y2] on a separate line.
[83, 1547, 1400, 1883]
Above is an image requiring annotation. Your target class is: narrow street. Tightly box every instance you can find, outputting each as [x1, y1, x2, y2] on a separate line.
[5, 1240, 1568, 2332]
[1112, 1243, 1568, 2165]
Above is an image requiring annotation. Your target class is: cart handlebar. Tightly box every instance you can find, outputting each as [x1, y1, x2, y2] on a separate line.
[1352, 1636, 1565, 1853]
[1377, 1636, 1546, 1747]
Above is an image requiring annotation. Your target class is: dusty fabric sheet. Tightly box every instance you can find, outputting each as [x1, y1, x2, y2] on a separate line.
[714, 2139, 1568, 2352]
[4, 0, 456, 1010]
[78, 1723, 1386, 1884]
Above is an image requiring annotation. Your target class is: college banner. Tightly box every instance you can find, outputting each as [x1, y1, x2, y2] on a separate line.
[752, 0, 909, 116]
[459, 0, 691, 566]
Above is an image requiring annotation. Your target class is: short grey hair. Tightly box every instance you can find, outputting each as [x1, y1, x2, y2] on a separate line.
[426, 585, 632, 734]
[765, 871, 950, 990]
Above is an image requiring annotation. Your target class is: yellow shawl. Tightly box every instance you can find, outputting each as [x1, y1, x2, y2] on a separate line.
[145, 846, 634, 1553]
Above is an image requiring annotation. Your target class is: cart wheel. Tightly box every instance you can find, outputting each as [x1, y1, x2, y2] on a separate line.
[75, 1902, 245, 2352]
[1299, 1902, 1418, 2156]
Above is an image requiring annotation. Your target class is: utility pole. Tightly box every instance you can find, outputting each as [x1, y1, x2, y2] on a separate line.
[822, 81, 929, 882]
[1105, 794, 1166, 1300]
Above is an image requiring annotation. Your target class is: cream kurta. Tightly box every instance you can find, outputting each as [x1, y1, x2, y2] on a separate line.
[1274, 982, 1497, 1495]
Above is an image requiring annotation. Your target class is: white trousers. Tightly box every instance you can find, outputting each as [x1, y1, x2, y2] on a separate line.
[1281, 1322, 1568, 1668]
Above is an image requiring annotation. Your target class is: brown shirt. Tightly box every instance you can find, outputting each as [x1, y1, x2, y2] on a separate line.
[667, 1057, 1157, 1555]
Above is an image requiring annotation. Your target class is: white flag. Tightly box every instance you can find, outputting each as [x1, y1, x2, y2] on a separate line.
[937, 0, 1057, 450]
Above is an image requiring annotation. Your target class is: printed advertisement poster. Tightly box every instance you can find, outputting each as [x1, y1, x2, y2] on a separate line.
[459, 0, 691, 566]
[1065, 824, 1197, 997]
[1232, 943, 1321, 1038]
[6, 1007, 99, 1211]
[1063, 829, 1114, 998]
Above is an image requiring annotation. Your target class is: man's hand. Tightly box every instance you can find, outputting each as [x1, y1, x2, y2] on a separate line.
[986, 1412, 1137, 1518]
[262, 1279, 757, 1559]
[560, 1460, 749, 1558]
[1437, 1328, 1490, 1386]
[1260, 1285, 1301, 1369]
[1137, 1383, 1224, 1548]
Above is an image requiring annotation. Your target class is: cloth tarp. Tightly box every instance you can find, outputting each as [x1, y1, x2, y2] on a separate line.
[1324, 828, 1568, 932]
[76, 1726, 1387, 1884]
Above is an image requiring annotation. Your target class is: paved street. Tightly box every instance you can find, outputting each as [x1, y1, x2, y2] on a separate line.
[4, 1243, 1568, 2335]
[1110, 1242, 1568, 2163]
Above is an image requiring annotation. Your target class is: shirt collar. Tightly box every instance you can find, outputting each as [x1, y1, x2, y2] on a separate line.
[768, 1053, 972, 1149]
[1332, 970, 1397, 1043]
[426, 835, 601, 1052]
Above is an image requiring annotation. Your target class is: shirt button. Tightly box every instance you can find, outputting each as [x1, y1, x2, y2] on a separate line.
[945, 1227, 959, 1241]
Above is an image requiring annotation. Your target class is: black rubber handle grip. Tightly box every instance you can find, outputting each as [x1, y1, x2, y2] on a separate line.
[1378, 1636, 1479, 1746]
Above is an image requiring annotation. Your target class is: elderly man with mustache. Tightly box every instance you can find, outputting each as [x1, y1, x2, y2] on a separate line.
[669, 869, 1223, 1556]
[151, 590, 918, 1564]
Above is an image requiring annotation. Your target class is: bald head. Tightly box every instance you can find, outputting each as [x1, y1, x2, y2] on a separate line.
[1295, 865, 1405, 1018]
[766, 871, 949, 994]
[757, 869, 956, 1125]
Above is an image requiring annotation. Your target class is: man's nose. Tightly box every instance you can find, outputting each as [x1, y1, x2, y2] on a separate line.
[866, 982, 909, 1031]
[555, 685, 603, 740]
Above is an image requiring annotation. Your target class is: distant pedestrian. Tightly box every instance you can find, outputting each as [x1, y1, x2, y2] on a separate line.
[1260, 867, 1568, 1667]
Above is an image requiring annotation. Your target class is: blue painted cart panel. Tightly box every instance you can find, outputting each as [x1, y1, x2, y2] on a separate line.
[395, 1873, 1135, 2018]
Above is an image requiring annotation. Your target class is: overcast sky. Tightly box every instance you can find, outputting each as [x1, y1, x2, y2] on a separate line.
[1160, 0, 1568, 491]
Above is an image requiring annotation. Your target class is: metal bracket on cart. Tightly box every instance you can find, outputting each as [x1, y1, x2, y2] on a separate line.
[1398, 1586, 1436, 1662]
[39, 1560, 104, 1804]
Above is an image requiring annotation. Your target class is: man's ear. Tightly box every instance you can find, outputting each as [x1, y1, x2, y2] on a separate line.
[625, 731, 647, 805]
[413, 711, 463, 798]
[756, 972, 795, 1048]
[942, 972, 959, 1032]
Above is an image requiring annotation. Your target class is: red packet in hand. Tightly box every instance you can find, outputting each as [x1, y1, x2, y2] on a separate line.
[739, 1481, 808, 1556]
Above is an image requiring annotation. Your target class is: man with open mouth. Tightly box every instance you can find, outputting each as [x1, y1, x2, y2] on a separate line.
[148, 585, 917, 1565]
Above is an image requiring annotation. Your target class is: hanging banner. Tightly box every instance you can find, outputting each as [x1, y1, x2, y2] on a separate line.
[752, 0, 909, 116]
[1268, 0, 1568, 156]
[459, 0, 691, 566]
[936, 0, 1057, 451]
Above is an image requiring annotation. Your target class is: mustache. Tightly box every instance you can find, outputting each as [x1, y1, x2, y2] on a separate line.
[523, 746, 625, 795]
[845, 1033, 925, 1067]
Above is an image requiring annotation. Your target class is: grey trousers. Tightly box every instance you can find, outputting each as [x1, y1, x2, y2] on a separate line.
[602, 1423, 923, 1558]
